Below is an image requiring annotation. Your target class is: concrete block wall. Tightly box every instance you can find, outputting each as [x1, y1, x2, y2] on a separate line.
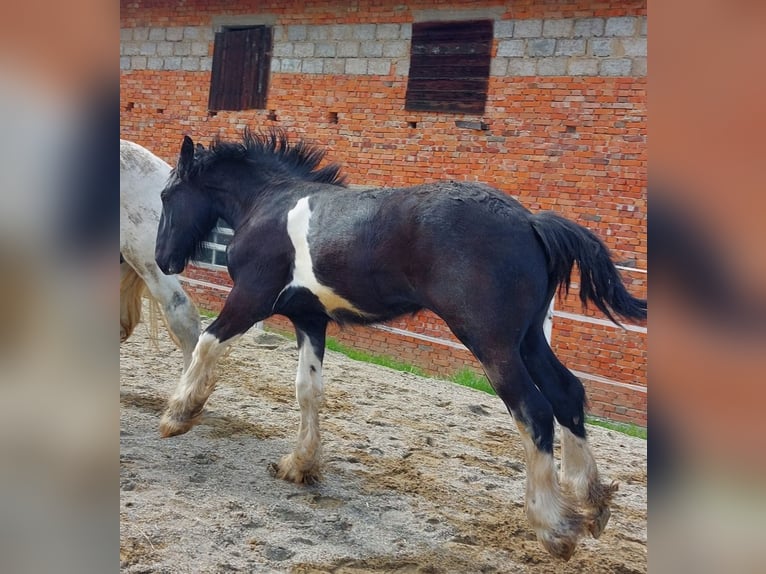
[121, 0, 647, 426]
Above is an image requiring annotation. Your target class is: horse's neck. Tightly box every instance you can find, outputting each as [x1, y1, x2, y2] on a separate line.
[210, 181, 274, 231]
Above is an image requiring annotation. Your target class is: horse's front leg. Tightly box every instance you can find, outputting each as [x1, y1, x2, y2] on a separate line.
[159, 286, 264, 437]
[270, 320, 327, 485]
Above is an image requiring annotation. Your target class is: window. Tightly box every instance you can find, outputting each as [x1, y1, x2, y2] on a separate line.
[405, 20, 493, 114]
[194, 221, 233, 268]
[208, 26, 272, 111]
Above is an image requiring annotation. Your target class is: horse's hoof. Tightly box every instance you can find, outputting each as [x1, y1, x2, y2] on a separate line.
[268, 456, 322, 485]
[587, 505, 611, 539]
[159, 413, 196, 437]
[537, 530, 578, 561]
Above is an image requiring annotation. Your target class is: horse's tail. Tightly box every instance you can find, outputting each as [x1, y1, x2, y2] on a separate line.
[120, 262, 170, 349]
[529, 211, 647, 326]
[120, 263, 146, 342]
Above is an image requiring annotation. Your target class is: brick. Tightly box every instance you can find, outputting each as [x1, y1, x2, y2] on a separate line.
[120, 56, 131, 70]
[543, 19, 574, 38]
[157, 42, 174, 57]
[537, 57, 568, 76]
[590, 38, 614, 57]
[632, 57, 647, 76]
[506, 58, 536, 75]
[621, 38, 647, 58]
[315, 42, 337, 57]
[200, 57, 213, 72]
[352, 24, 376, 41]
[302, 59, 324, 74]
[273, 43, 293, 57]
[181, 57, 199, 71]
[494, 20, 514, 38]
[149, 27, 165, 41]
[307, 26, 330, 41]
[567, 58, 599, 76]
[183, 26, 202, 40]
[376, 24, 400, 40]
[600, 59, 632, 76]
[605, 17, 637, 37]
[382, 40, 408, 58]
[130, 56, 147, 68]
[400, 23, 412, 40]
[368, 59, 391, 75]
[163, 56, 181, 69]
[323, 58, 345, 74]
[133, 27, 148, 41]
[281, 58, 301, 72]
[190, 41, 209, 56]
[288, 25, 307, 41]
[337, 41, 360, 57]
[490, 57, 507, 76]
[122, 42, 140, 56]
[360, 42, 383, 57]
[330, 25, 351, 40]
[556, 39, 586, 56]
[345, 58, 368, 74]
[497, 39, 525, 57]
[574, 18, 604, 38]
[139, 42, 156, 56]
[174, 42, 191, 56]
[165, 27, 183, 41]
[514, 19, 543, 38]
[527, 39, 555, 57]
[147, 57, 163, 70]
[293, 42, 315, 57]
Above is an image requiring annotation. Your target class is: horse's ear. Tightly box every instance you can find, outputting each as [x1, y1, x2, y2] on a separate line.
[177, 135, 195, 179]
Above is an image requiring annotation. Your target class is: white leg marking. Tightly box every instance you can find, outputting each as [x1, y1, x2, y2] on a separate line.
[560, 426, 599, 501]
[516, 423, 583, 560]
[560, 426, 617, 539]
[273, 337, 324, 483]
[160, 332, 238, 437]
[285, 197, 364, 315]
[516, 424, 568, 530]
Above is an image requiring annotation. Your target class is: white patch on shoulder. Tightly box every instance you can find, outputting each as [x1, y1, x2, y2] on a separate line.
[285, 197, 364, 316]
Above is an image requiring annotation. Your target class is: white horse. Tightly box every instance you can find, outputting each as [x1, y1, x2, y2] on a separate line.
[120, 139, 200, 370]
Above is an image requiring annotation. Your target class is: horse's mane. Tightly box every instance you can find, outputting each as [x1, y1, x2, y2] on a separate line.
[190, 128, 346, 186]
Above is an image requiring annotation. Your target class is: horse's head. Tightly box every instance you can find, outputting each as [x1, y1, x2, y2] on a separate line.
[155, 136, 217, 275]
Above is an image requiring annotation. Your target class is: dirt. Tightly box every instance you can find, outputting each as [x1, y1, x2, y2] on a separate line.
[120, 317, 647, 573]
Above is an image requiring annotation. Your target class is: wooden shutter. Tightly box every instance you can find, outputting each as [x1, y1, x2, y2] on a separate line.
[209, 26, 272, 111]
[405, 20, 493, 114]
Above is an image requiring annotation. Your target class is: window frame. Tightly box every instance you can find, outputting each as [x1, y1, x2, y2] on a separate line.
[193, 221, 234, 269]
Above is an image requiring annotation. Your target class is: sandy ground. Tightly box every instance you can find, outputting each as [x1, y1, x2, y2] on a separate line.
[120, 317, 646, 573]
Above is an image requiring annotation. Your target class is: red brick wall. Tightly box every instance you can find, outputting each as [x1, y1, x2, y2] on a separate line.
[121, 0, 647, 426]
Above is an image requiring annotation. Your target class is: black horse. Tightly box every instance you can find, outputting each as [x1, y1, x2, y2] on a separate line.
[155, 129, 646, 561]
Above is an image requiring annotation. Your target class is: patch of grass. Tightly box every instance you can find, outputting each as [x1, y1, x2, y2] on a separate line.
[586, 417, 647, 439]
[449, 368, 495, 395]
[199, 308, 219, 319]
[325, 337, 428, 377]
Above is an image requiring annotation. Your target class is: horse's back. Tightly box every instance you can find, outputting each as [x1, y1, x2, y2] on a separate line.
[306, 181, 550, 322]
[120, 139, 171, 259]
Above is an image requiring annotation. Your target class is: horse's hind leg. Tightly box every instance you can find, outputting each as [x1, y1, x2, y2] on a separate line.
[269, 317, 327, 485]
[479, 350, 587, 560]
[521, 327, 618, 538]
[159, 286, 263, 437]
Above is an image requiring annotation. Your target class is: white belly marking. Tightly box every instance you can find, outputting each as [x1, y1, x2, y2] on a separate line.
[285, 197, 363, 315]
